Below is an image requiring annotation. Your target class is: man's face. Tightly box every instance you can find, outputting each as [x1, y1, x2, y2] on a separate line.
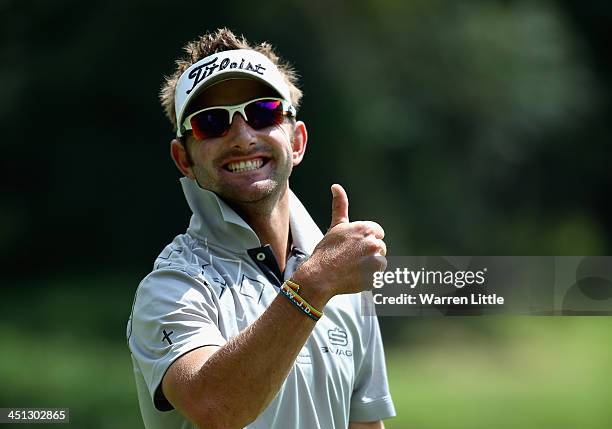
[172, 79, 307, 206]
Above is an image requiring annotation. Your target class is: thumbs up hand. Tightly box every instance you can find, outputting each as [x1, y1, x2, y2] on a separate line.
[291, 184, 387, 306]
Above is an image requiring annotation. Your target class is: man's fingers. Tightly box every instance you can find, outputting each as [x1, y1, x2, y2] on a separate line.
[376, 240, 387, 257]
[355, 221, 385, 239]
[363, 254, 388, 274]
[329, 184, 349, 229]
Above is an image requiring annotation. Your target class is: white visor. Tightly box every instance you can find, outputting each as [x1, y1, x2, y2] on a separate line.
[174, 49, 292, 137]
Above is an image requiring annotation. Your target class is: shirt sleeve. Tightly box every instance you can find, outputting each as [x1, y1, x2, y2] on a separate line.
[128, 268, 227, 411]
[349, 314, 396, 422]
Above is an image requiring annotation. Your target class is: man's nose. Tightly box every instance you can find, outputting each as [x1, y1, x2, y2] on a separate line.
[227, 112, 256, 149]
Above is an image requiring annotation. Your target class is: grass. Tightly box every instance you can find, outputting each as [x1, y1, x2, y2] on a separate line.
[384, 318, 612, 429]
[2, 276, 612, 428]
[0, 326, 141, 429]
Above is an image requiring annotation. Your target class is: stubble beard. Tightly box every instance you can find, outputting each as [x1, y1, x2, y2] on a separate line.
[192, 152, 293, 208]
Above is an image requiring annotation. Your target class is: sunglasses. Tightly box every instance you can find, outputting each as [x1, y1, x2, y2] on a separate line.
[180, 97, 296, 140]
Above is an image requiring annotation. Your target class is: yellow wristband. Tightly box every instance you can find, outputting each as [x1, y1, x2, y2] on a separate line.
[280, 281, 323, 321]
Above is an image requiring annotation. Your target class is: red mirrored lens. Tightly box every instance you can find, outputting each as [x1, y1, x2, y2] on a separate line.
[245, 100, 285, 130]
[190, 109, 230, 140]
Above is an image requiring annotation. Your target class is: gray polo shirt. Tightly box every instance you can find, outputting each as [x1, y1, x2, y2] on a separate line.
[127, 178, 395, 429]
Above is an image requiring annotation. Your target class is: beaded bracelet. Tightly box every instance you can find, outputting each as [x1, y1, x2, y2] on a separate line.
[279, 280, 323, 322]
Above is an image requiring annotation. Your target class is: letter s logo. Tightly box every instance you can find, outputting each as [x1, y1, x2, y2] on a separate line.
[328, 327, 348, 346]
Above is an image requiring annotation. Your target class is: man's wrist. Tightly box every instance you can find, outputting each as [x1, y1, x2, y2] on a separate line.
[290, 268, 334, 310]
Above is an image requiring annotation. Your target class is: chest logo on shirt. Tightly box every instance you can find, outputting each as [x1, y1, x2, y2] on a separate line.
[322, 327, 352, 357]
[328, 327, 348, 346]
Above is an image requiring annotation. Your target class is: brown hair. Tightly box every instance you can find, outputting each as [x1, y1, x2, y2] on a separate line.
[160, 27, 303, 132]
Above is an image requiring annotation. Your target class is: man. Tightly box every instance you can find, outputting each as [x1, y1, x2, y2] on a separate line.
[127, 28, 395, 429]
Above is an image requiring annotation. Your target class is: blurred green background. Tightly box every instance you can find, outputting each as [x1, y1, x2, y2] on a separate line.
[2, 0, 611, 428]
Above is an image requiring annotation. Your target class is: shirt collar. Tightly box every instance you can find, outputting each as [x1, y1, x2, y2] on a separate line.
[180, 177, 323, 255]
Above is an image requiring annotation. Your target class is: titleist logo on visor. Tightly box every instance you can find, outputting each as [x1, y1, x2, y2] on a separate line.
[186, 56, 267, 94]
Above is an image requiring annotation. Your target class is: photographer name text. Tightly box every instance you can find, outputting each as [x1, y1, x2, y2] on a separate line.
[373, 293, 504, 305]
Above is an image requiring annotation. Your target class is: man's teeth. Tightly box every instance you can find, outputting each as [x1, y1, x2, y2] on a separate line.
[227, 158, 264, 173]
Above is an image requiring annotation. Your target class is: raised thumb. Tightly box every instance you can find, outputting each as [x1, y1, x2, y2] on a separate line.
[329, 184, 349, 229]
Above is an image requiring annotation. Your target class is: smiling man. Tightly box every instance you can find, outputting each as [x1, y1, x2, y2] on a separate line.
[127, 28, 396, 429]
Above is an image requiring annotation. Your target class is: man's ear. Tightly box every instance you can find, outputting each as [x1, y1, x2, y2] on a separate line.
[291, 121, 308, 166]
[170, 139, 195, 179]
